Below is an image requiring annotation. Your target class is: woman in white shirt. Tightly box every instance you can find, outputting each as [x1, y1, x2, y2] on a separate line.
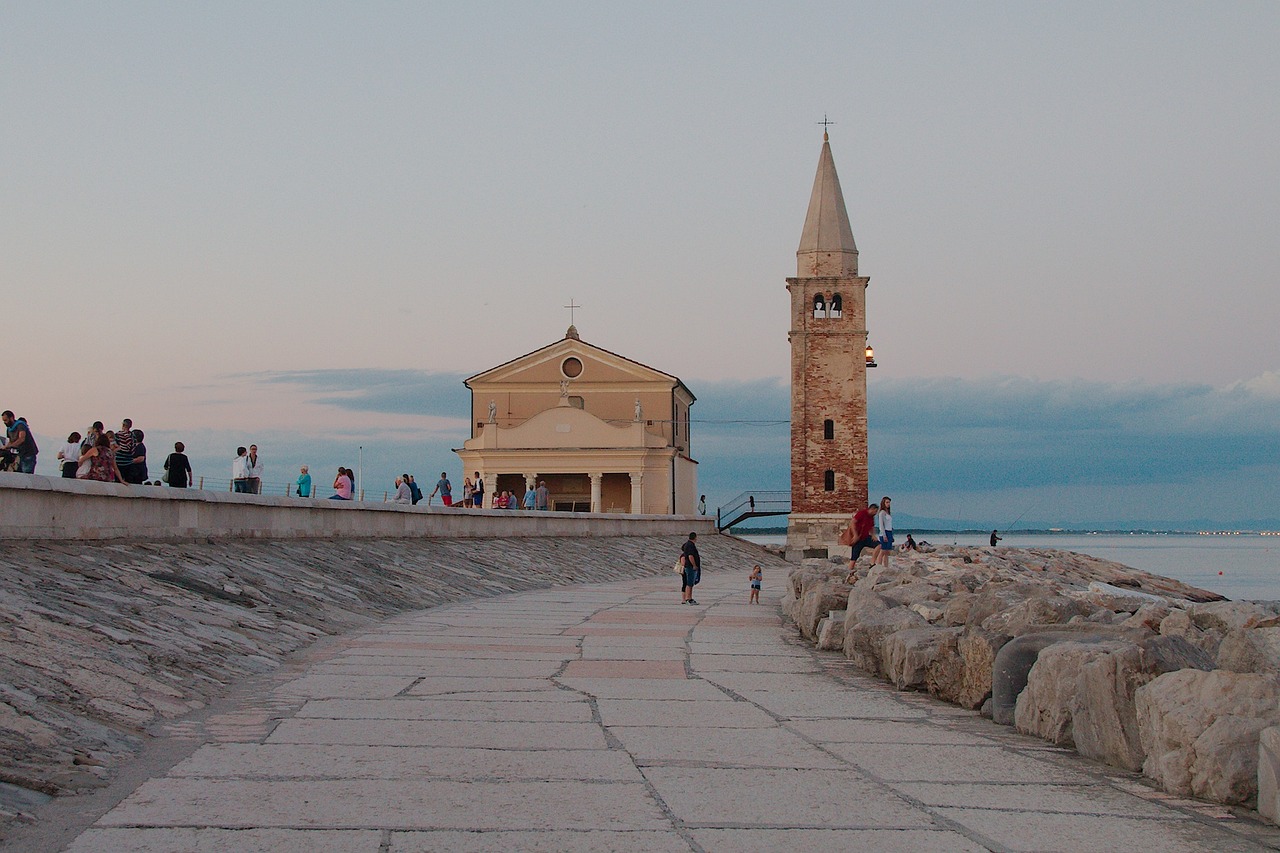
[875, 496, 894, 567]
[57, 432, 82, 478]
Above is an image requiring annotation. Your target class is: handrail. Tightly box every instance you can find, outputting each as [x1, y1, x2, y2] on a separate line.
[716, 489, 790, 530]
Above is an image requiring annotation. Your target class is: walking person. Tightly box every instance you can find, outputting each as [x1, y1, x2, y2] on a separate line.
[0, 411, 39, 473]
[748, 565, 762, 604]
[462, 476, 474, 508]
[679, 531, 701, 605]
[163, 442, 193, 488]
[535, 480, 549, 511]
[844, 502, 880, 582]
[57, 432, 82, 478]
[430, 472, 453, 506]
[232, 447, 253, 493]
[874, 496, 894, 568]
[522, 485, 536, 510]
[698, 495, 706, 515]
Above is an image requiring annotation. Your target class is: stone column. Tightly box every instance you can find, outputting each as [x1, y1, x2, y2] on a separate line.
[629, 472, 644, 515]
[589, 473, 602, 514]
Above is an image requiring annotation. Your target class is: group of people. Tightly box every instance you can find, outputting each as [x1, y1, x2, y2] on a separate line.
[844, 495, 896, 582]
[425, 472, 551, 511]
[1, 415, 195, 488]
[231, 445, 265, 493]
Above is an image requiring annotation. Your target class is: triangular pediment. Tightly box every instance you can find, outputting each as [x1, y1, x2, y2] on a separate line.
[466, 335, 682, 390]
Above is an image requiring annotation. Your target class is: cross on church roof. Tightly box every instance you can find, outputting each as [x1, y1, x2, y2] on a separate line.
[564, 298, 581, 325]
[817, 113, 835, 141]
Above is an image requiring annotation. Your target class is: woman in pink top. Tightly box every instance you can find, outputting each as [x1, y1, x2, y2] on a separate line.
[330, 467, 353, 500]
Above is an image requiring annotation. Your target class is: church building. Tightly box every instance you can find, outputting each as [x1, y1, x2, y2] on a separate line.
[456, 326, 698, 513]
[786, 132, 872, 558]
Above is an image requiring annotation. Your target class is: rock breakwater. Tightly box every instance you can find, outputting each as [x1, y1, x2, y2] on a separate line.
[783, 545, 1280, 817]
[0, 533, 766, 831]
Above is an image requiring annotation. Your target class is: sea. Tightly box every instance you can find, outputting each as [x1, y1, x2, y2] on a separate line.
[735, 532, 1280, 602]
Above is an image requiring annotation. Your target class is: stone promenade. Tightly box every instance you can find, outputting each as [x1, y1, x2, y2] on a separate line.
[47, 569, 1280, 852]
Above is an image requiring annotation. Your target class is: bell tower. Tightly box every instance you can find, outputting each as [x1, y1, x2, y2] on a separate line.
[786, 132, 871, 559]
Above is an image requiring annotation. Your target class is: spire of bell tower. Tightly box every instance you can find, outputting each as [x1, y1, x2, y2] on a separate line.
[797, 133, 859, 277]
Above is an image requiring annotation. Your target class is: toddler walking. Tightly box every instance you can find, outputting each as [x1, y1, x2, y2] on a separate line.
[748, 565, 762, 604]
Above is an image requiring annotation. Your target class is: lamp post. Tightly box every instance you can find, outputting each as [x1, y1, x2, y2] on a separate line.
[358, 445, 363, 501]
[865, 342, 878, 368]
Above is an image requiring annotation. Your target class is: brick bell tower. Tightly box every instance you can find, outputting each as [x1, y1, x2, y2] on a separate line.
[786, 132, 871, 560]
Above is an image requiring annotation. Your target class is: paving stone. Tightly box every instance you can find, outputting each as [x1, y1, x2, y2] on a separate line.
[98, 778, 669, 830]
[785, 719, 999, 745]
[266, 718, 609, 749]
[557, 678, 733, 701]
[643, 767, 931, 827]
[828, 743, 1096, 784]
[596, 698, 778, 728]
[892, 781, 1180, 816]
[295, 698, 594, 722]
[690, 828, 989, 852]
[63, 827, 383, 853]
[389, 829, 691, 852]
[609, 726, 845, 768]
[933, 807, 1273, 852]
[169, 743, 644, 781]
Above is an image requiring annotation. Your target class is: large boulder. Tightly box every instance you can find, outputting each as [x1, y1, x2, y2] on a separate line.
[1071, 636, 1215, 771]
[1187, 601, 1273, 634]
[1260, 726, 1280, 825]
[844, 604, 926, 676]
[796, 580, 852, 641]
[982, 593, 1097, 636]
[815, 611, 846, 651]
[1137, 669, 1280, 805]
[880, 627, 963, 691]
[1217, 627, 1280, 677]
[1015, 639, 1131, 747]
[1159, 608, 1222, 657]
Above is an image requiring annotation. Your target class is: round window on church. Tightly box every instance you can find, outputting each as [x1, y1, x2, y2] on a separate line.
[561, 357, 583, 378]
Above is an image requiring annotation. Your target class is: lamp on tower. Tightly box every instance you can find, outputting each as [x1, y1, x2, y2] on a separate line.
[865, 342, 877, 368]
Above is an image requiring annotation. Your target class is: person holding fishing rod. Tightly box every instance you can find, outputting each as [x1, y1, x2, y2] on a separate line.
[993, 503, 1034, 549]
[990, 530, 1002, 547]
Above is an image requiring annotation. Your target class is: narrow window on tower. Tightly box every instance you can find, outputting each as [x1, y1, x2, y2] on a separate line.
[823, 419, 834, 440]
[812, 293, 826, 318]
[830, 294, 843, 318]
[823, 470, 835, 491]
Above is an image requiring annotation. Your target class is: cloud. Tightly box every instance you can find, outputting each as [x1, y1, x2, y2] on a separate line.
[248, 369, 471, 418]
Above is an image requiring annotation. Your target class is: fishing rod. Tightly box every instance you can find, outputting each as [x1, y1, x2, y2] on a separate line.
[1002, 501, 1038, 534]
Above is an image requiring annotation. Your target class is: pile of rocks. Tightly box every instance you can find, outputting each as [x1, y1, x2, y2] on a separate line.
[783, 546, 1280, 820]
[0, 533, 766, 831]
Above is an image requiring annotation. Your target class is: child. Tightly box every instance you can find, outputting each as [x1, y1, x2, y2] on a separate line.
[748, 565, 762, 604]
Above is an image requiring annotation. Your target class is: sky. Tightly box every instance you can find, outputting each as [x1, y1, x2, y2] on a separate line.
[3, 2, 1278, 528]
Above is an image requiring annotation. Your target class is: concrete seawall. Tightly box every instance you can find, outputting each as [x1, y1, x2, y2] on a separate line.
[0, 473, 714, 541]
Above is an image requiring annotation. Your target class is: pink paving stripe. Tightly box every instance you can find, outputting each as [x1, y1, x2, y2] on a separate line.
[561, 660, 687, 679]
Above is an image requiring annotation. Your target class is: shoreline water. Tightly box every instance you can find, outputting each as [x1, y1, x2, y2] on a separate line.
[737, 531, 1279, 602]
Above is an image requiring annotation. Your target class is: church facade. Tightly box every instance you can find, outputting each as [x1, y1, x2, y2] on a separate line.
[786, 133, 872, 558]
[456, 326, 697, 514]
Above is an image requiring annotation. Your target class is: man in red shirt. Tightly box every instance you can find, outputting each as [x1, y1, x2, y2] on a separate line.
[846, 503, 880, 583]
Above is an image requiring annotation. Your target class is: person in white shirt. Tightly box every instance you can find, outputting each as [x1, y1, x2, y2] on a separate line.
[874, 496, 894, 568]
[247, 444, 264, 494]
[393, 475, 413, 504]
[57, 432, 83, 478]
[232, 447, 253, 493]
